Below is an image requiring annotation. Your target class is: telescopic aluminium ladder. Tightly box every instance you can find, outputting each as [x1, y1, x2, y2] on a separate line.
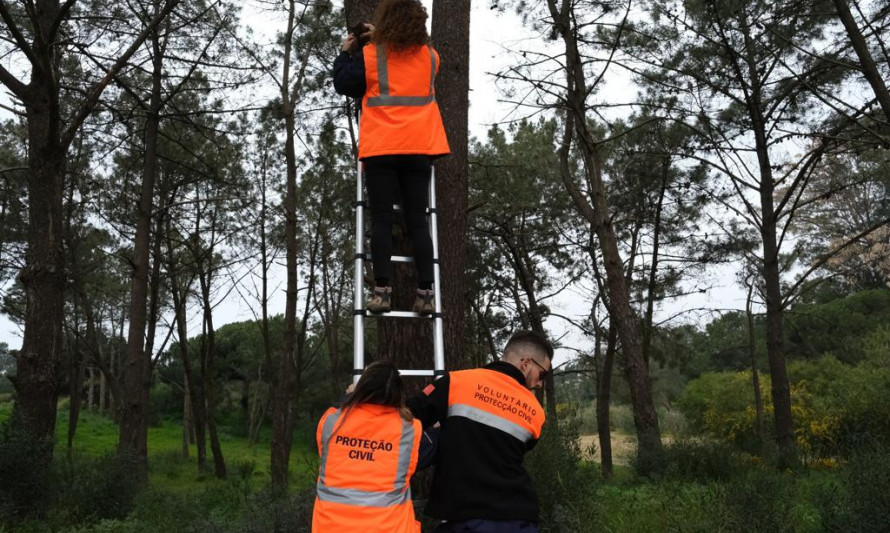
[352, 159, 446, 382]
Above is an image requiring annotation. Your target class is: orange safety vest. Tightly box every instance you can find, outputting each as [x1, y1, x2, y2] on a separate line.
[359, 43, 450, 159]
[447, 368, 546, 444]
[312, 404, 423, 533]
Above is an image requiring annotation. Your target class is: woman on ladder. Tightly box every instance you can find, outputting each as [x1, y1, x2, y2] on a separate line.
[333, 0, 450, 315]
[312, 362, 432, 533]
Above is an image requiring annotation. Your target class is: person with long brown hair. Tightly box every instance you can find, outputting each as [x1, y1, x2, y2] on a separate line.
[334, 0, 450, 315]
[312, 361, 426, 533]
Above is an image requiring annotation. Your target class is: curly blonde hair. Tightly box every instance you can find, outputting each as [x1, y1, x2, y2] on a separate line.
[372, 0, 430, 52]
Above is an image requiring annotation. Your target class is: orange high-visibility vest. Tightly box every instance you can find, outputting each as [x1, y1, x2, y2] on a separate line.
[447, 369, 546, 444]
[312, 404, 422, 533]
[359, 43, 450, 159]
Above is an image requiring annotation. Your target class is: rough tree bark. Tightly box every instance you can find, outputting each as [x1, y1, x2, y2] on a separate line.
[431, 0, 471, 370]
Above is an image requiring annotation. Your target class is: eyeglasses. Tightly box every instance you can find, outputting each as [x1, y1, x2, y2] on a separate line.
[527, 358, 549, 381]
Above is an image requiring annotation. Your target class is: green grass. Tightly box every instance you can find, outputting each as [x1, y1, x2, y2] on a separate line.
[0, 399, 317, 493]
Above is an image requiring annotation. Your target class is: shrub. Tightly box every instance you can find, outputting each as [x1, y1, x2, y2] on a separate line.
[187, 485, 315, 533]
[0, 423, 52, 523]
[657, 406, 688, 435]
[832, 368, 890, 455]
[677, 371, 767, 453]
[608, 404, 636, 434]
[653, 438, 744, 482]
[723, 469, 794, 532]
[844, 442, 890, 533]
[679, 359, 890, 461]
[574, 402, 597, 435]
[148, 449, 188, 481]
[526, 415, 600, 532]
[862, 325, 890, 368]
[52, 451, 142, 523]
[800, 471, 851, 533]
[596, 481, 731, 532]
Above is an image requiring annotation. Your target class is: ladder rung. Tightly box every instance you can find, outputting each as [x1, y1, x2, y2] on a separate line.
[367, 310, 431, 319]
[398, 369, 435, 377]
[357, 253, 414, 263]
[391, 204, 435, 215]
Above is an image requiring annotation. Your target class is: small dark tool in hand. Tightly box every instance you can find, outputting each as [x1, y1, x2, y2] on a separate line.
[348, 23, 372, 48]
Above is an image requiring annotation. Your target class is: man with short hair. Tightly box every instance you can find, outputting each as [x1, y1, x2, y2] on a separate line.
[407, 329, 554, 533]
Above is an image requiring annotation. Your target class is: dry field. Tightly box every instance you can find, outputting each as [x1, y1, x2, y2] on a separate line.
[579, 433, 638, 465]
[579, 433, 676, 465]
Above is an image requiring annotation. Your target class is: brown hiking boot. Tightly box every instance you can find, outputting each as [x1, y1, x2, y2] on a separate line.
[367, 286, 392, 313]
[411, 289, 435, 315]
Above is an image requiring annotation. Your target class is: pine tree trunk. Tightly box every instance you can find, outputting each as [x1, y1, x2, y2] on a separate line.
[596, 322, 617, 479]
[168, 227, 208, 470]
[344, 0, 376, 28]
[99, 368, 107, 415]
[13, 24, 66, 484]
[67, 341, 85, 453]
[198, 230, 227, 479]
[182, 371, 191, 458]
[641, 163, 669, 364]
[741, 25, 796, 466]
[118, 19, 164, 480]
[502, 233, 557, 420]
[431, 0, 471, 371]
[746, 283, 767, 451]
[271, 0, 300, 485]
[87, 367, 95, 412]
[548, 0, 662, 469]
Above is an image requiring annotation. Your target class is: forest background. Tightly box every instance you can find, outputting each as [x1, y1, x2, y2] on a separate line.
[0, 0, 888, 532]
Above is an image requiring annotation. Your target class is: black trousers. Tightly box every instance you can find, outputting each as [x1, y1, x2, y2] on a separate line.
[363, 154, 434, 288]
[432, 520, 539, 533]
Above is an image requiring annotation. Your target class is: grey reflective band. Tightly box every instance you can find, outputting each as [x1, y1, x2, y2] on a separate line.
[367, 45, 437, 107]
[316, 482, 411, 508]
[393, 419, 415, 490]
[448, 403, 534, 443]
[318, 409, 341, 484]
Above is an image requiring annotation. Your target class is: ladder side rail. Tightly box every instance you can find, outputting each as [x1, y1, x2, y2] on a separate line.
[428, 166, 446, 374]
[353, 159, 365, 384]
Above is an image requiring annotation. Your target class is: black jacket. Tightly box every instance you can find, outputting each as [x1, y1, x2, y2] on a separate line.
[333, 50, 366, 98]
[407, 362, 542, 523]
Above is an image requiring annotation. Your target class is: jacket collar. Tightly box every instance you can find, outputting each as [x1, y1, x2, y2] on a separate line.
[483, 360, 528, 388]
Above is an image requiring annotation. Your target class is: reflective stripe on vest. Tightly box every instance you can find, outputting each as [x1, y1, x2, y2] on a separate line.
[316, 409, 416, 507]
[447, 403, 533, 443]
[393, 418, 415, 490]
[317, 409, 341, 485]
[366, 45, 437, 107]
[316, 483, 411, 507]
